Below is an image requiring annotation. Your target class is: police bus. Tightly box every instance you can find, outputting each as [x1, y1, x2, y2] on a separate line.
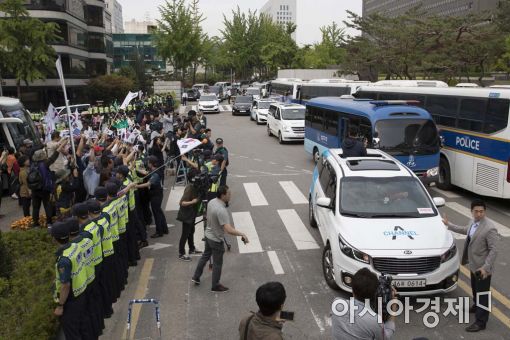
[298, 79, 371, 105]
[305, 97, 441, 183]
[269, 79, 303, 102]
[355, 86, 510, 198]
[0, 97, 42, 150]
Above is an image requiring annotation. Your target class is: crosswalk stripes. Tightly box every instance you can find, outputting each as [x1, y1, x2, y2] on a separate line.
[243, 183, 269, 206]
[277, 209, 320, 250]
[231, 212, 264, 253]
[165, 186, 185, 211]
[445, 202, 510, 237]
[267, 251, 284, 275]
[279, 181, 308, 204]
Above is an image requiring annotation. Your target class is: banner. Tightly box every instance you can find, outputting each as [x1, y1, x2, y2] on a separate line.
[113, 119, 129, 130]
[177, 138, 202, 156]
[120, 91, 139, 110]
[127, 128, 141, 144]
[70, 109, 83, 136]
[43, 103, 58, 142]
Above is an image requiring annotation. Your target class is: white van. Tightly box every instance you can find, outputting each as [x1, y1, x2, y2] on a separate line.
[266, 103, 305, 143]
[192, 83, 210, 95]
[309, 149, 459, 296]
[250, 99, 275, 124]
[246, 87, 261, 101]
[0, 97, 42, 150]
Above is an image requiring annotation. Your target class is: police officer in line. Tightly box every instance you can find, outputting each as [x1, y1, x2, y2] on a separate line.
[106, 181, 129, 280]
[130, 147, 149, 248]
[96, 186, 123, 299]
[87, 198, 115, 317]
[68, 216, 100, 338]
[52, 220, 93, 340]
[73, 203, 105, 336]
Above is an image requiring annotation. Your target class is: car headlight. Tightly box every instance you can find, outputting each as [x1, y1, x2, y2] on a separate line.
[283, 126, 291, 132]
[440, 243, 457, 263]
[339, 236, 370, 264]
[426, 167, 439, 177]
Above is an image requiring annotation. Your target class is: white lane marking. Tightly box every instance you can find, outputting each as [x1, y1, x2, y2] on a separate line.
[277, 209, 319, 250]
[192, 105, 198, 112]
[232, 212, 263, 253]
[267, 251, 284, 274]
[269, 162, 277, 165]
[165, 186, 184, 211]
[302, 169, 313, 174]
[445, 202, 510, 237]
[430, 187, 461, 199]
[243, 183, 269, 206]
[253, 158, 262, 162]
[285, 165, 295, 169]
[279, 181, 308, 204]
[193, 216, 205, 253]
[179, 106, 185, 115]
[222, 105, 232, 111]
[239, 155, 249, 159]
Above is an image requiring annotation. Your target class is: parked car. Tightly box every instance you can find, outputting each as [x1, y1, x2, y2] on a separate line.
[186, 89, 200, 101]
[266, 103, 305, 143]
[209, 86, 224, 101]
[232, 95, 252, 116]
[250, 99, 274, 124]
[198, 94, 220, 113]
[192, 83, 209, 95]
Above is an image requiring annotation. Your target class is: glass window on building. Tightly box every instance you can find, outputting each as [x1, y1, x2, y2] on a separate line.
[67, 0, 86, 21]
[68, 25, 87, 50]
[89, 32, 106, 53]
[88, 59, 107, 77]
[70, 57, 87, 77]
[25, 0, 65, 11]
[87, 5, 104, 27]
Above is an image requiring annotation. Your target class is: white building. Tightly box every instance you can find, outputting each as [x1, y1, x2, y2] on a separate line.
[124, 18, 157, 34]
[106, 0, 124, 33]
[261, 0, 297, 40]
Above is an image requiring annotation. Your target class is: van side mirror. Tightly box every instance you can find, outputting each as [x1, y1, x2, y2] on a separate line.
[433, 197, 445, 207]
[317, 197, 332, 209]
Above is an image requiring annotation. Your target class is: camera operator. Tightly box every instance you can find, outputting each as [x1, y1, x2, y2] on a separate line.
[331, 268, 397, 340]
[177, 169, 203, 261]
[239, 282, 287, 340]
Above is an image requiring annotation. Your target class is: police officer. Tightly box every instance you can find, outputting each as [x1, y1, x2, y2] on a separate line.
[106, 180, 129, 279]
[52, 220, 92, 340]
[97, 186, 123, 298]
[87, 198, 115, 317]
[73, 203, 105, 335]
[205, 154, 223, 202]
[131, 148, 149, 248]
[68, 216, 99, 338]
[115, 165, 141, 265]
[214, 138, 229, 186]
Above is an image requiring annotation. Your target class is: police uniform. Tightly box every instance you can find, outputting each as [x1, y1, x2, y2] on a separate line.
[52, 220, 92, 340]
[106, 181, 129, 284]
[132, 156, 148, 244]
[117, 165, 140, 265]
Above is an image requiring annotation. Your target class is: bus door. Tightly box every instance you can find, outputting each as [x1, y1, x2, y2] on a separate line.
[339, 117, 349, 146]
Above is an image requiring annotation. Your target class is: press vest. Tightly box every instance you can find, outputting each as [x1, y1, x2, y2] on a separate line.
[82, 221, 103, 267]
[54, 243, 87, 302]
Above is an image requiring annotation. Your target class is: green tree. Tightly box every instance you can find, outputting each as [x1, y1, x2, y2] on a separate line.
[86, 75, 135, 106]
[156, 0, 205, 81]
[0, 0, 60, 97]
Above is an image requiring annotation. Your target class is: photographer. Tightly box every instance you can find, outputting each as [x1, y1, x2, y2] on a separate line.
[239, 282, 287, 340]
[331, 268, 396, 340]
[177, 169, 203, 261]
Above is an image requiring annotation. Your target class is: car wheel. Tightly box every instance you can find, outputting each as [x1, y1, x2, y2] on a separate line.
[278, 131, 284, 144]
[267, 125, 272, 136]
[232, 110, 236, 116]
[309, 198, 318, 229]
[437, 157, 453, 190]
[322, 243, 340, 290]
[313, 147, 320, 164]
[250, 114, 254, 121]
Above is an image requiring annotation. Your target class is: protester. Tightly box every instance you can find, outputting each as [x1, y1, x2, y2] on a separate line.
[18, 155, 31, 217]
[177, 169, 202, 261]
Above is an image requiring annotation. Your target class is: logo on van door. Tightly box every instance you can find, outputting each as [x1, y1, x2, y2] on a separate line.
[406, 155, 416, 168]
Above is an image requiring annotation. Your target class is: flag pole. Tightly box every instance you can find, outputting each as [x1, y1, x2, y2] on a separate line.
[56, 55, 77, 163]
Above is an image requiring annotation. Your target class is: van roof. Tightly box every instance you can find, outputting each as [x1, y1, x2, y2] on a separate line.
[0, 97, 21, 107]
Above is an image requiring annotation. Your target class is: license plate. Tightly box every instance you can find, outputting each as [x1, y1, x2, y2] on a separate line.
[239, 110, 246, 112]
[393, 279, 426, 288]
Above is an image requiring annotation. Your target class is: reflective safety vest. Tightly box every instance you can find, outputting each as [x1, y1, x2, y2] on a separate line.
[205, 162, 220, 193]
[54, 243, 87, 302]
[116, 197, 127, 234]
[131, 160, 142, 184]
[102, 202, 119, 242]
[96, 215, 113, 258]
[127, 104, 133, 112]
[82, 221, 103, 267]
[123, 178, 136, 211]
[74, 236, 96, 287]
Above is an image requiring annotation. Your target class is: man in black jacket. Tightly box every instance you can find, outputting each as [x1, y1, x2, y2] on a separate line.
[341, 126, 367, 158]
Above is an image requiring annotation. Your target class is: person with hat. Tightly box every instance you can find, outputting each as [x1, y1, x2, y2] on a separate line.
[205, 154, 223, 202]
[51, 220, 93, 340]
[106, 180, 130, 276]
[67, 216, 100, 338]
[31, 138, 69, 227]
[214, 138, 229, 187]
[115, 165, 141, 266]
[47, 131, 69, 173]
[177, 169, 203, 261]
[72, 203, 105, 335]
[97, 186, 124, 297]
[201, 128, 214, 152]
[55, 167, 80, 219]
[87, 198, 115, 317]
[134, 156, 168, 238]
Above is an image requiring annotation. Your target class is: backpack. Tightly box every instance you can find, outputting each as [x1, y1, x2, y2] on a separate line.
[27, 164, 43, 191]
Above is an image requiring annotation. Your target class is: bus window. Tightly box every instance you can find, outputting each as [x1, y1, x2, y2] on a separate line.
[484, 99, 510, 134]
[310, 107, 324, 130]
[379, 93, 399, 100]
[426, 95, 458, 127]
[458, 98, 485, 132]
[324, 110, 338, 136]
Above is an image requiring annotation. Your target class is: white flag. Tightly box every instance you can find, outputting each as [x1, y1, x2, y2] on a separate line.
[44, 103, 58, 142]
[70, 109, 83, 136]
[177, 138, 202, 156]
[120, 91, 139, 110]
[138, 90, 143, 100]
[55, 56, 65, 87]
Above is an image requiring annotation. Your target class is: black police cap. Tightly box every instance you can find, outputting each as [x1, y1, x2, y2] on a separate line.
[72, 202, 89, 219]
[116, 165, 130, 178]
[87, 199, 102, 214]
[66, 217, 80, 235]
[105, 182, 119, 196]
[50, 221, 69, 240]
[94, 187, 108, 201]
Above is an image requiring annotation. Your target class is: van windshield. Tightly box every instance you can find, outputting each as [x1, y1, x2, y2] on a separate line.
[258, 102, 272, 109]
[247, 89, 260, 96]
[1, 107, 40, 149]
[281, 108, 305, 120]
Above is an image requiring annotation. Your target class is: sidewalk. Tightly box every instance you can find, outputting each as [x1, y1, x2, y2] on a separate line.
[0, 195, 25, 233]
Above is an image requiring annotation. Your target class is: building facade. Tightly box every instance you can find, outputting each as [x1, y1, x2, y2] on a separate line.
[113, 34, 166, 74]
[363, 0, 500, 17]
[106, 0, 123, 33]
[0, 0, 113, 109]
[124, 18, 157, 34]
[261, 0, 297, 40]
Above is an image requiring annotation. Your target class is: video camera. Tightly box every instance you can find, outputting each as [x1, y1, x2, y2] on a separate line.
[190, 168, 218, 198]
[376, 273, 394, 322]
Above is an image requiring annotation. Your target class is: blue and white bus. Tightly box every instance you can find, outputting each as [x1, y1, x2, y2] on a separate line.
[305, 97, 441, 183]
[355, 86, 510, 198]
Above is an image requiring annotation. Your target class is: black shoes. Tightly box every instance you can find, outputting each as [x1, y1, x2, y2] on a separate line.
[211, 284, 229, 293]
[189, 249, 203, 255]
[179, 255, 192, 261]
[129, 261, 137, 267]
[191, 278, 200, 285]
[150, 233, 163, 238]
[138, 241, 149, 249]
[465, 323, 486, 332]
